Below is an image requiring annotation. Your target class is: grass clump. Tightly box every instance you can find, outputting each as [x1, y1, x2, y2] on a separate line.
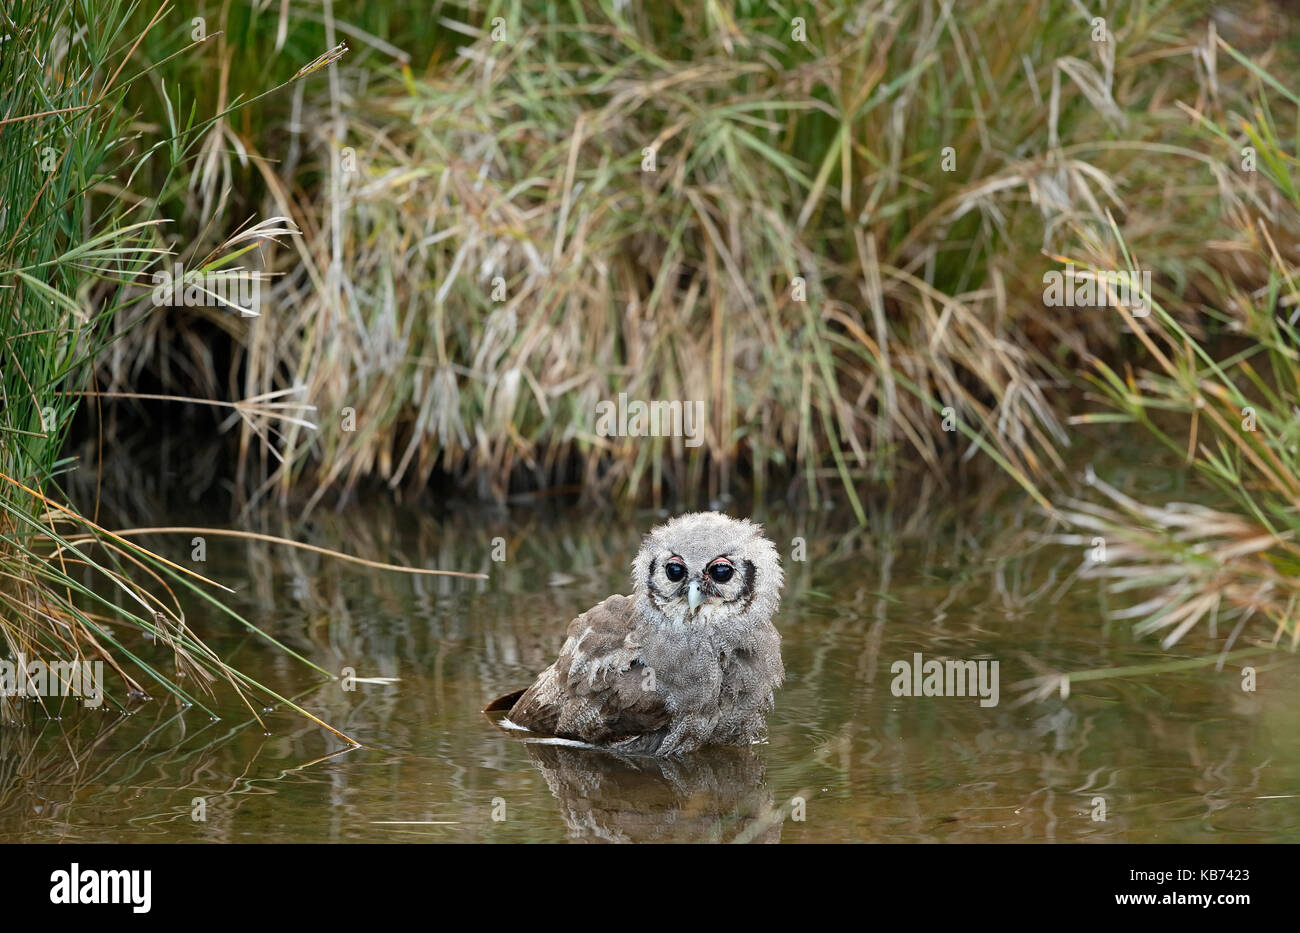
[1058, 34, 1300, 653]
[91, 0, 1288, 516]
[0, 0, 365, 736]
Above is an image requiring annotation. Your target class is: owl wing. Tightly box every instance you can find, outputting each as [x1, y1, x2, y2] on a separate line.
[506, 595, 671, 745]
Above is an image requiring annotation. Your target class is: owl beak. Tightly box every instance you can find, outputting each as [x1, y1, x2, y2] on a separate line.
[687, 579, 704, 614]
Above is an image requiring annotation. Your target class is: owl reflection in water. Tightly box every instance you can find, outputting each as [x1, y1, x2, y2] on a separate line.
[488, 512, 784, 756]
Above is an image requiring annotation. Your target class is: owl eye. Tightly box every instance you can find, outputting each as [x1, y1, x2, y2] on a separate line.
[707, 561, 734, 583]
[665, 560, 686, 582]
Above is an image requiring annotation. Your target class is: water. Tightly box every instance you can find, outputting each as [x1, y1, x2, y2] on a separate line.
[2, 486, 1298, 843]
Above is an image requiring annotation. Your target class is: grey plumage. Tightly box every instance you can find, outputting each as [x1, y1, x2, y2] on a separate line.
[501, 512, 784, 756]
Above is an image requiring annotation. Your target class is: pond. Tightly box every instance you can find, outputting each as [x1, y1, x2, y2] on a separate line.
[2, 469, 1298, 843]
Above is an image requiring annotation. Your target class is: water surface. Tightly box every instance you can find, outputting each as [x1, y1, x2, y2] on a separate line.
[2, 483, 1298, 843]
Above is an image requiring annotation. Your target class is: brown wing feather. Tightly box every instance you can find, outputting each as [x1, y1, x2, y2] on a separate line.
[507, 595, 670, 744]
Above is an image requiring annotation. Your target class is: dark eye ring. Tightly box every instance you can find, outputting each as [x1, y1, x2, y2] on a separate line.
[708, 562, 734, 583]
[665, 561, 686, 582]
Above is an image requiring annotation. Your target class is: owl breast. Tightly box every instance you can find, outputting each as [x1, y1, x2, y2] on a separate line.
[712, 626, 783, 745]
[635, 619, 783, 751]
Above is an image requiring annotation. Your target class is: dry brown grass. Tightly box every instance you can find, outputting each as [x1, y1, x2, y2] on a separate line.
[89, 1, 1294, 519]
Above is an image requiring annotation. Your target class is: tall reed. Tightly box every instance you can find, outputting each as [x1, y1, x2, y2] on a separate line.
[0, 0, 357, 735]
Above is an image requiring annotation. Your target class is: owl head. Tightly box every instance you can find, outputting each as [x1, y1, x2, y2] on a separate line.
[631, 512, 783, 629]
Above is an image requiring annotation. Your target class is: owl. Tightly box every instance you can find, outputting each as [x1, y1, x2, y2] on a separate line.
[487, 512, 784, 756]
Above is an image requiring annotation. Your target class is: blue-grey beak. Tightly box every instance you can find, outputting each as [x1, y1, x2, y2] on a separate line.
[688, 579, 703, 614]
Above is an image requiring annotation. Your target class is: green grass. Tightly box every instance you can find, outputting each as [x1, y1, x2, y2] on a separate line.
[0, 0, 361, 736]
[1058, 36, 1300, 653]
